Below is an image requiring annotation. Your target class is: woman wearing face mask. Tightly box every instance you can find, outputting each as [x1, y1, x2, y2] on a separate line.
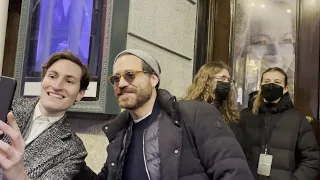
[184, 62, 240, 134]
[240, 67, 320, 180]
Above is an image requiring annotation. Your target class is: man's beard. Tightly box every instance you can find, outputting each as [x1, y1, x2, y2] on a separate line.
[116, 84, 153, 110]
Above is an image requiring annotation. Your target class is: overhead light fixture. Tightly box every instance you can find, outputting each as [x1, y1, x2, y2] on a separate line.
[260, 4, 265, 8]
[287, 9, 292, 13]
[250, 2, 255, 6]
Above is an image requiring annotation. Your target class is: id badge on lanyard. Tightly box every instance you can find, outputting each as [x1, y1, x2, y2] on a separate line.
[257, 145, 273, 176]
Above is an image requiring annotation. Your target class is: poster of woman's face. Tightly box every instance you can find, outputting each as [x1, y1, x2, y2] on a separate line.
[232, 0, 296, 108]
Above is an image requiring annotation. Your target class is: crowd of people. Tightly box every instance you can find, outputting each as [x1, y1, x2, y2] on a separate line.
[0, 49, 318, 180]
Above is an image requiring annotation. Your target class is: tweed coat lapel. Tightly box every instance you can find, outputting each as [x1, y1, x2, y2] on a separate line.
[23, 116, 72, 176]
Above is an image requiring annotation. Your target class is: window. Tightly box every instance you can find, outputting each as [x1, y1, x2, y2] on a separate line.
[22, 0, 105, 100]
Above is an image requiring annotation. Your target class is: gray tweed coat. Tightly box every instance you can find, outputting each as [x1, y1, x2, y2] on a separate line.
[0, 97, 87, 180]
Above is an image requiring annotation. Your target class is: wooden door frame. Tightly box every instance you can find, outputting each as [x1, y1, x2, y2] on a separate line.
[294, 0, 320, 143]
[193, 0, 232, 75]
[193, 0, 211, 76]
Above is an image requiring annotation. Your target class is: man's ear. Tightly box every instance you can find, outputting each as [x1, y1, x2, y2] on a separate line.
[150, 74, 159, 88]
[76, 90, 86, 101]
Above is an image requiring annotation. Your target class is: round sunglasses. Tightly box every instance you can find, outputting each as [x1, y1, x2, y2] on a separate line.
[108, 70, 148, 86]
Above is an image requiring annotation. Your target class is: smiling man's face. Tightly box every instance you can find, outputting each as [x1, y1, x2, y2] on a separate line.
[40, 59, 85, 116]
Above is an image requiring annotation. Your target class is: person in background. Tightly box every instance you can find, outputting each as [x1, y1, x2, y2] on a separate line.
[240, 67, 320, 180]
[0, 50, 90, 180]
[184, 62, 241, 137]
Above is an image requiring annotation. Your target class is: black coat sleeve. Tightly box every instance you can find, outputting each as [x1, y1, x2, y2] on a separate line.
[192, 102, 254, 180]
[293, 117, 320, 180]
[73, 161, 108, 180]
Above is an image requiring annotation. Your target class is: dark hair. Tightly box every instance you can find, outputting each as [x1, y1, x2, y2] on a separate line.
[141, 61, 160, 89]
[41, 50, 90, 91]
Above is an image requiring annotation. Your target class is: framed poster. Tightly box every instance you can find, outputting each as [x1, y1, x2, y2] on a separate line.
[14, 0, 129, 114]
[230, 0, 297, 108]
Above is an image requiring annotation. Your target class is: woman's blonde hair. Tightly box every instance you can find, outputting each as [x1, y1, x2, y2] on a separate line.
[184, 62, 240, 124]
[252, 67, 288, 115]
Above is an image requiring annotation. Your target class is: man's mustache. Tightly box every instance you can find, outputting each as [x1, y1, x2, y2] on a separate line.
[116, 87, 137, 96]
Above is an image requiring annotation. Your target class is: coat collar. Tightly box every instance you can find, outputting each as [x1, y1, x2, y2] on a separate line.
[12, 97, 39, 134]
[7, 97, 74, 176]
[23, 114, 72, 176]
[12, 97, 71, 140]
[102, 89, 180, 139]
[248, 92, 294, 114]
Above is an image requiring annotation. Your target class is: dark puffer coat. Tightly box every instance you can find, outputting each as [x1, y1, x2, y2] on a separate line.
[240, 92, 320, 180]
[74, 89, 254, 180]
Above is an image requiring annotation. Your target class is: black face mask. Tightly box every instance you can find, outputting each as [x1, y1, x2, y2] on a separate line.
[261, 83, 284, 102]
[215, 81, 231, 103]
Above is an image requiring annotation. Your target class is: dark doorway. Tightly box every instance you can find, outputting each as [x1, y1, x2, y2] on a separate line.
[2, 0, 21, 77]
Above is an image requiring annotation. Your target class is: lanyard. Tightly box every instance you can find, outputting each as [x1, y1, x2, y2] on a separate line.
[261, 110, 287, 154]
[261, 113, 279, 154]
[262, 118, 272, 154]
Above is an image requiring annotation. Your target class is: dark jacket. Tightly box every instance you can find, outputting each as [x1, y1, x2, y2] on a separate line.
[74, 89, 254, 180]
[229, 122, 242, 143]
[240, 93, 320, 180]
[0, 98, 87, 180]
[212, 102, 241, 143]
